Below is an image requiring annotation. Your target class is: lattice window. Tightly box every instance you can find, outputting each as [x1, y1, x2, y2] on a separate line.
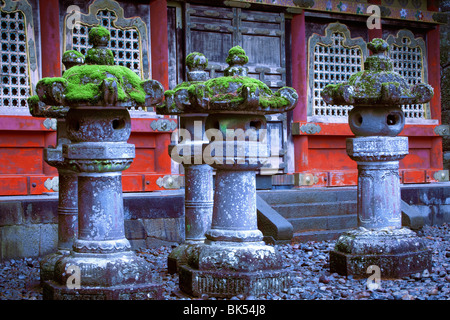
[1, 10, 29, 110]
[71, 10, 141, 75]
[387, 30, 428, 119]
[308, 23, 367, 120]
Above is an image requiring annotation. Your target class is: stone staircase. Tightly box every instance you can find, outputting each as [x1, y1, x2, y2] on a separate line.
[257, 187, 358, 242]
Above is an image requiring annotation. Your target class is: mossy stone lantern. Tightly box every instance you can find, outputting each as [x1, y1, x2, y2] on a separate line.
[156, 52, 214, 275]
[321, 39, 433, 278]
[158, 46, 298, 297]
[33, 26, 164, 299]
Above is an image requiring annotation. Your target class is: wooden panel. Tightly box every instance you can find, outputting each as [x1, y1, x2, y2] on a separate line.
[401, 149, 431, 169]
[309, 149, 355, 171]
[128, 133, 156, 148]
[402, 170, 426, 184]
[127, 149, 156, 173]
[0, 132, 45, 147]
[186, 4, 235, 78]
[308, 136, 347, 149]
[122, 174, 144, 192]
[29, 175, 56, 195]
[240, 9, 286, 89]
[329, 170, 358, 186]
[0, 176, 28, 195]
[0, 148, 42, 174]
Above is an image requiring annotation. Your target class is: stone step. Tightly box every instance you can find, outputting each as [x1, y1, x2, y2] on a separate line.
[291, 229, 350, 243]
[257, 187, 357, 206]
[288, 214, 357, 234]
[272, 200, 356, 219]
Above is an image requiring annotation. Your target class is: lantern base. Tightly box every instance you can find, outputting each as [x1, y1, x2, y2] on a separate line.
[179, 265, 290, 298]
[42, 251, 162, 300]
[42, 280, 162, 300]
[329, 227, 432, 279]
[178, 241, 290, 297]
[40, 250, 70, 283]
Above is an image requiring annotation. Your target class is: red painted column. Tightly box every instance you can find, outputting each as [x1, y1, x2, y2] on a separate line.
[150, 0, 169, 90]
[150, 0, 172, 176]
[427, 0, 443, 171]
[39, 0, 61, 78]
[427, 26, 441, 121]
[39, 0, 60, 176]
[291, 12, 308, 173]
[368, 0, 382, 40]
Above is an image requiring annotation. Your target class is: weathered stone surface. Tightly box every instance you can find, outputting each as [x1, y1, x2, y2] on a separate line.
[157, 46, 297, 115]
[43, 280, 162, 300]
[322, 39, 433, 279]
[158, 54, 214, 275]
[179, 264, 290, 298]
[30, 26, 163, 299]
[176, 47, 297, 297]
[346, 136, 408, 162]
[0, 224, 58, 260]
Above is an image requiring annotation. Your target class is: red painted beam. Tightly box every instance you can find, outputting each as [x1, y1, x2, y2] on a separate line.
[150, 0, 169, 90]
[39, 0, 61, 78]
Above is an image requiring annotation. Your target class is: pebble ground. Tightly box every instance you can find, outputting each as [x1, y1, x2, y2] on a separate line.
[1, 223, 449, 300]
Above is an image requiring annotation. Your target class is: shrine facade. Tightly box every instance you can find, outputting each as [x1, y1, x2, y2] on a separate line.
[0, 0, 445, 196]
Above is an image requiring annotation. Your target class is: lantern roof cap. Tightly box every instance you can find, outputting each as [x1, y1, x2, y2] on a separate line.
[156, 46, 298, 115]
[321, 38, 433, 107]
[28, 26, 163, 111]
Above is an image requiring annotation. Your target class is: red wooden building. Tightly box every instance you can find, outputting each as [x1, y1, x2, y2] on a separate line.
[0, 0, 446, 196]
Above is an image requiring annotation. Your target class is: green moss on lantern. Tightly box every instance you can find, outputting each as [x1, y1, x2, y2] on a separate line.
[85, 48, 114, 65]
[27, 94, 40, 105]
[88, 25, 110, 44]
[63, 50, 84, 59]
[186, 52, 208, 69]
[36, 64, 147, 105]
[226, 46, 249, 65]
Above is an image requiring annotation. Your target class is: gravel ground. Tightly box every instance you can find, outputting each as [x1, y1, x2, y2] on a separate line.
[1, 223, 449, 300]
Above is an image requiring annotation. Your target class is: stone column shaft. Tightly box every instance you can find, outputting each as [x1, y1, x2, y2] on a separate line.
[184, 164, 213, 242]
[76, 173, 125, 242]
[56, 169, 78, 251]
[208, 169, 258, 238]
[357, 161, 401, 229]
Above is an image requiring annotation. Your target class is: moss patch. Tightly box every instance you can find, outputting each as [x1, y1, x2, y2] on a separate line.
[226, 46, 249, 65]
[85, 48, 114, 65]
[186, 52, 208, 70]
[88, 26, 110, 45]
[63, 50, 84, 59]
[37, 64, 146, 105]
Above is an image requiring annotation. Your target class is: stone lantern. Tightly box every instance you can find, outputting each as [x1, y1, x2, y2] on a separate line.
[322, 39, 433, 278]
[157, 46, 298, 297]
[156, 52, 214, 274]
[32, 26, 164, 299]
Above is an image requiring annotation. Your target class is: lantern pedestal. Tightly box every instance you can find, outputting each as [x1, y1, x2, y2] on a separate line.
[330, 136, 432, 278]
[167, 115, 213, 274]
[42, 107, 162, 300]
[322, 39, 434, 279]
[178, 129, 290, 298]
